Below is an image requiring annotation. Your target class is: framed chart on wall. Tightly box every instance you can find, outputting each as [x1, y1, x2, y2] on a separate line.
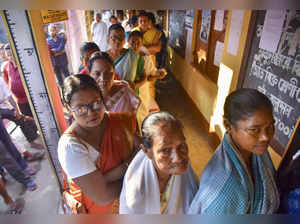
[240, 10, 300, 155]
[168, 10, 187, 58]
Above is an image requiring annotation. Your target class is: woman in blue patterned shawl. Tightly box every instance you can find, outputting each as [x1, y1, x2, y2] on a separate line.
[189, 88, 280, 214]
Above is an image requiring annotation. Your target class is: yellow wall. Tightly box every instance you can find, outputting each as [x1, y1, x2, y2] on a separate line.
[166, 10, 253, 140]
[167, 47, 218, 124]
[166, 10, 282, 168]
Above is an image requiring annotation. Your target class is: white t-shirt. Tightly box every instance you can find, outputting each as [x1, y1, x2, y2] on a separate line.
[58, 135, 99, 179]
[0, 77, 11, 104]
[91, 21, 108, 51]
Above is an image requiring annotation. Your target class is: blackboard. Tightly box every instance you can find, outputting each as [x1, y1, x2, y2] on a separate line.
[278, 117, 300, 174]
[168, 10, 187, 58]
[242, 10, 300, 155]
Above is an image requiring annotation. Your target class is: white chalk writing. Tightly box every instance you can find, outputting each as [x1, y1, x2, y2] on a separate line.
[251, 63, 267, 80]
[269, 94, 294, 118]
[277, 77, 300, 103]
[256, 49, 293, 71]
[251, 63, 300, 103]
[292, 60, 300, 77]
[274, 116, 293, 138]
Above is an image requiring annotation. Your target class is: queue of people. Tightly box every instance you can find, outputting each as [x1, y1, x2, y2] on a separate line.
[0, 42, 45, 214]
[0, 10, 293, 215]
[54, 10, 294, 215]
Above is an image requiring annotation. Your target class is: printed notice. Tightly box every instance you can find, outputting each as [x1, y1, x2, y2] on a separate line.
[41, 10, 68, 24]
[185, 29, 193, 63]
[214, 41, 224, 66]
[259, 10, 285, 53]
[214, 10, 224, 31]
[227, 10, 244, 56]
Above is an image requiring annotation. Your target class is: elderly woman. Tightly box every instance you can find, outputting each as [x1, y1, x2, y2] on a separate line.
[189, 88, 280, 214]
[88, 51, 140, 115]
[119, 111, 198, 214]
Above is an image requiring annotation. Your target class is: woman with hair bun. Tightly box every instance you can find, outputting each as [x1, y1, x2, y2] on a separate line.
[189, 88, 280, 214]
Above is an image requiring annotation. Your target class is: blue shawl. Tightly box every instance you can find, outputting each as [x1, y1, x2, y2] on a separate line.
[188, 134, 279, 214]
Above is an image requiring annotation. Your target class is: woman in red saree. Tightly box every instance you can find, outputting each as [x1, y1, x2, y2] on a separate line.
[58, 74, 139, 214]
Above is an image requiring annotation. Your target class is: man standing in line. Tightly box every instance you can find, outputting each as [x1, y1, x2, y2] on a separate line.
[47, 24, 70, 88]
[91, 12, 108, 51]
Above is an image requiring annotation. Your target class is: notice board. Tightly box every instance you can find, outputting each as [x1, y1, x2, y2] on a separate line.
[168, 10, 187, 58]
[241, 10, 300, 155]
[41, 10, 68, 24]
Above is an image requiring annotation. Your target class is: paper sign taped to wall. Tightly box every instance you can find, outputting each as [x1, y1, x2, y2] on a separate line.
[214, 41, 224, 66]
[41, 10, 68, 24]
[214, 10, 224, 31]
[227, 10, 244, 56]
[259, 10, 285, 53]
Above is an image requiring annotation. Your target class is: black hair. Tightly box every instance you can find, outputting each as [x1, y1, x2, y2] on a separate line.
[87, 51, 114, 73]
[147, 12, 156, 25]
[109, 15, 118, 22]
[141, 111, 183, 149]
[116, 10, 124, 18]
[108, 23, 125, 35]
[128, 15, 138, 26]
[224, 88, 274, 127]
[128, 30, 143, 40]
[79, 42, 100, 58]
[138, 11, 149, 20]
[62, 74, 104, 106]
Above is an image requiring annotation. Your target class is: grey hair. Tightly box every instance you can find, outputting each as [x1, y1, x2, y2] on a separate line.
[48, 23, 57, 34]
[141, 111, 183, 149]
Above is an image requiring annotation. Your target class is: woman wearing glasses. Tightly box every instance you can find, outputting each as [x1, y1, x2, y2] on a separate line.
[189, 88, 280, 214]
[88, 51, 140, 115]
[58, 74, 139, 214]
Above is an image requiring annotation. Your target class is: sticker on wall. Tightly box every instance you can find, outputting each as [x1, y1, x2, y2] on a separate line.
[227, 10, 244, 56]
[200, 10, 211, 43]
[214, 10, 225, 31]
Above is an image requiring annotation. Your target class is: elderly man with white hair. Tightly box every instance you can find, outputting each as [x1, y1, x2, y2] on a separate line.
[119, 111, 198, 214]
[91, 12, 108, 51]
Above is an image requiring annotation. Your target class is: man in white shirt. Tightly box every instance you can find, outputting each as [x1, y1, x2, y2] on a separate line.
[0, 78, 44, 161]
[91, 12, 108, 51]
[101, 10, 112, 28]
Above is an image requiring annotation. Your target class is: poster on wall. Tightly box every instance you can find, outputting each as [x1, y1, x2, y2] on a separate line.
[259, 10, 285, 53]
[200, 10, 211, 43]
[214, 10, 225, 31]
[185, 10, 194, 30]
[41, 10, 68, 24]
[227, 10, 244, 56]
[214, 41, 224, 66]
